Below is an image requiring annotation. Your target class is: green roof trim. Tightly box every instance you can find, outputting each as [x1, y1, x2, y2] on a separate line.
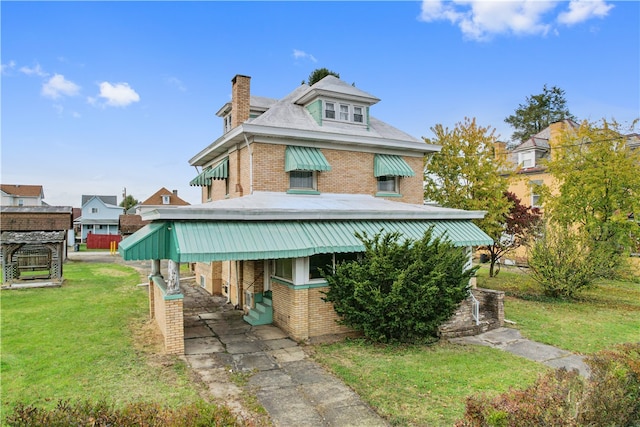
[285, 146, 331, 172]
[119, 219, 492, 263]
[374, 154, 415, 177]
[189, 158, 229, 186]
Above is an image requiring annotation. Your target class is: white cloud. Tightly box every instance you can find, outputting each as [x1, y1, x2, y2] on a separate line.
[419, 0, 613, 40]
[20, 63, 48, 77]
[1, 60, 16, 74]
[42, 74, 81, 99]
[558, 0, 613, 25]
[96, 81, 140, 107]
[293, 49, 317, 63]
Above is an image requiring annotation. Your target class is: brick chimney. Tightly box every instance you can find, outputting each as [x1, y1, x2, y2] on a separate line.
[493, 141, 507, 161]
[231, 74, 251, 128]
[172, 189, 178, 195]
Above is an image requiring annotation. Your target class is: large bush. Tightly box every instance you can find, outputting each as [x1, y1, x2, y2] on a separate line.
[456, 342, 640, 427]
[528, 224, 599, 298]
[323, 229, 476, 344]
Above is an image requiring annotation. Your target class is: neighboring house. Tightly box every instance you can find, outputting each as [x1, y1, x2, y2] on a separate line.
[135, 187, 190, 215]
[119, 188, 189, 237]
[120, 74, 495, 354]
[1, 206, 73, 284]
[0, 184, 45, 207]
[78, 195, 123, 242]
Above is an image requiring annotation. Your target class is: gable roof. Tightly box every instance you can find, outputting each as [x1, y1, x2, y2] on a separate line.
[82, 195, 118, 206]
[1, 184, 44, 198]
[141, 187, 190, 206]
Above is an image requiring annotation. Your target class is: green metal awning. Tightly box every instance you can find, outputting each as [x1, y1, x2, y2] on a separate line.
[285, 146, 331, 172]
[374, 154, 415, 177]
[190, 158, 229, 186]
[119, 219, 492, 263]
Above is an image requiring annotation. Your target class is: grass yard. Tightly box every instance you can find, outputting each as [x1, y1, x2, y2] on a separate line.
[312, 340, 544, 426]
[312, 260, 639, 426]
[1, 262, 204, 420]
[476, 264, 640, 353]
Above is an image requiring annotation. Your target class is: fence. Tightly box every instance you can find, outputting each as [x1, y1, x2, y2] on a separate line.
[86, 233, 121, 250]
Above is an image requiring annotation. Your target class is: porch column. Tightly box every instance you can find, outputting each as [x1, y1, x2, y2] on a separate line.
[167, 259, 180, 294]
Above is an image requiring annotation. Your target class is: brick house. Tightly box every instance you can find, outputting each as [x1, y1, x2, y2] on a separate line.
[120, 74, 495, 354]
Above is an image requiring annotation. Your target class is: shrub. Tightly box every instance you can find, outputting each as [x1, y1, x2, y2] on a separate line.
[322, 229, 476, 344]
[5, 400, 243, 427]
[528, 224, 598, 298]
[456, 343, 640, 427]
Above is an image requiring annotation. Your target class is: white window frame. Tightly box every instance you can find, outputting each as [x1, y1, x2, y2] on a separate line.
[323, 100, 366, 124]
[530, 180, 542, 208]
[273, 258, 294, 282]
[518, 151, 535, 168]
[224, 114, 232, 133]
[377, 175, 399, 193]
[339, 104, 349, 121]
[162, 195, 170, 204]
[289, 170, 317, 190]
[324, 102, 336, 119]
[353, 105, 364, 123]
[91, 207, 98, 214]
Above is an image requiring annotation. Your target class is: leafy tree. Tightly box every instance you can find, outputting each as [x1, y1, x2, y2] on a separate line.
[424, 117, 513, 263]
[528, 222, 599, 298]
[323, 229, 475, 344]
[544, 119, 640, 277]
[119, 195, 139, 211]
[505, 85, 576, 144]
[307, 68, 339, 86]
[483, 192, 542, 277]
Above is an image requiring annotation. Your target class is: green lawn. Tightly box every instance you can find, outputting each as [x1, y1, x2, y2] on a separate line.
[312, 340, 544, 426]
[1, 262, 204, 419]
[476, 264, 640, 353]
[311, 262, 640, 426]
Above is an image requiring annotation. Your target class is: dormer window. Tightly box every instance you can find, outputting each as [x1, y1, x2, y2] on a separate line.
[322, 100, 367, 124]
[353, 106, 364, 123]
[224, 114, 232, 133]
[324, 102, 335, 119]
[339, 104, 349, 120]
[162, 195, 170, 205]
[518, 151, 535, 168]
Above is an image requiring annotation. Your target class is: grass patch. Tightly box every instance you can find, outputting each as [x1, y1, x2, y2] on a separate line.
[476, 265, 640, 353]
[1, 262, 204, 419]
[312, 340, 544, 426]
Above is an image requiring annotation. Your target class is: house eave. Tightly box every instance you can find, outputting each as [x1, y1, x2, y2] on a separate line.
[189, 123, 440, 167]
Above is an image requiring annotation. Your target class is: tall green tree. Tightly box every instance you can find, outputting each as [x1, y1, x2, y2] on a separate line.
[119, 195, 139, 211]
[307, 68, 339, 86]
[543, 119, 640, 276]
[424, 117, 513, 262]
[505, 85, 576, 144]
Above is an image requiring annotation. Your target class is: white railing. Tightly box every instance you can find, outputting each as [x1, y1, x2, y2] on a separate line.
[470, 291, 480, 325]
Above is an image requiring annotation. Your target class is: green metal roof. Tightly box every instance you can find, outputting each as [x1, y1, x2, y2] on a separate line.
[285, 146, 331, 172]
[374, 154, 415, 177]
[190, 158, 229, 186]
[119, 219, 492, 263]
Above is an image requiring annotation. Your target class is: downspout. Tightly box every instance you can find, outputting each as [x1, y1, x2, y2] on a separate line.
[243, 134, 253, 194]
[235, 260, 241, 309]
[226, 262, 231, 304]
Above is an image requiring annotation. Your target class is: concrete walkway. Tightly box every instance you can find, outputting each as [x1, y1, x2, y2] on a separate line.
[181, 283, 388, 427]
[450, 327, 590, 377]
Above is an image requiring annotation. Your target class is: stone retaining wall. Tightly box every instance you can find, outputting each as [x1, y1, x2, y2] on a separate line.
[439, 288, 505, 338]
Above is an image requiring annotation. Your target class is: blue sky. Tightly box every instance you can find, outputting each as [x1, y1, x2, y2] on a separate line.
[2, 1, 638, 208]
